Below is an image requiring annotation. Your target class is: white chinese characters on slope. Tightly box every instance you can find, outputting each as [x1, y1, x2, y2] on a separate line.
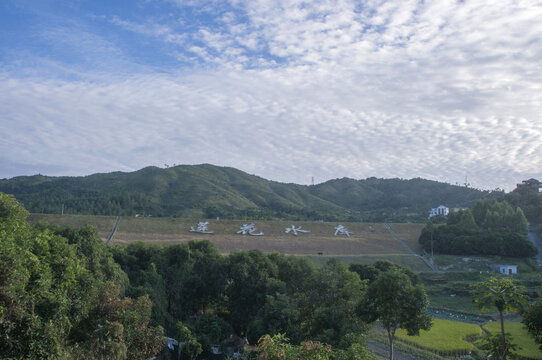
[285, 225, 310, 236]
[189, 221, 214, 234]
[236, 223, 264, 236]
[188, 222, 356, 237]
[334, 224, 352, 237]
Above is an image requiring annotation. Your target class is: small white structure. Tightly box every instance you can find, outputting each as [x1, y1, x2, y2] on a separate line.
[166, 337, 178, 350]
[497, 265, 518, 275]
[428, 205, 449, 218]
[210, 345, 222, 355]
[189, 221, 214, 234]
[334, 225, 353, 237]
[236, 223, 263, 236]
[285, 225, 310, 236]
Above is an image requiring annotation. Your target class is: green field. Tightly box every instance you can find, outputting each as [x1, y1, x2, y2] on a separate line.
[483, 321, 542, 359]
[28, 213, 424, 254]
[396, 319, 482, 355]
[28, 213, 433, 272]
[393, 319, 542, 359]
[367, 326, 446, 360]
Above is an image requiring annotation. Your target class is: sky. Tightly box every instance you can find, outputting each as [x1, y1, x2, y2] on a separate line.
[1, 0, 542, 191]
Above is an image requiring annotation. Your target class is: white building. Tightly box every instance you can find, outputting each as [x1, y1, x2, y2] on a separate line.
[497, 265, 518, 275]
[428, 205, 449, 218]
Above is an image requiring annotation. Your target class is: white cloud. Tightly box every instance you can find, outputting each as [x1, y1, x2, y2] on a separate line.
[109, 16, 186, 44]
[2, 0, 542, 191]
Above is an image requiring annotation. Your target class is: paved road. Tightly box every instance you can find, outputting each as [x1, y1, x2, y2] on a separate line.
[527, 225, 542, 264]
[366, 342, 419, 360]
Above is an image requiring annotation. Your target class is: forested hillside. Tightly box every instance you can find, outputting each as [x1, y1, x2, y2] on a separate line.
[0, 164, 499, 222]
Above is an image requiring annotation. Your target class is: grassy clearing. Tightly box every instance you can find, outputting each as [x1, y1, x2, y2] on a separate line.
[428, 295, 481, 314]
[396, 319, 482, 355]
[386, 223, 425, 253]
[27, 214, 425, 259]
[482, 321, 542, 359]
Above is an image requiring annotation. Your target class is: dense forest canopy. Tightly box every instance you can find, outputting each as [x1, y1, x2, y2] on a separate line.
[0, 193, 164, 359]
[419, 199, 537, 257]
[1, 192, 433, 359]
[506, 182, 542, 233]
[0, 164, 500, 222]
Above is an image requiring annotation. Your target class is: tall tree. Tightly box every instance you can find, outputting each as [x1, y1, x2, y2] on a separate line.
[0, 193, 165, 359]
[522, 298, 542, 351]
[300, 259, 366, 348]
[176, 322, 202, 360]
[471, 277, 528, 359]
[359, 269, 431, 360]
[226, 250, 279, 339]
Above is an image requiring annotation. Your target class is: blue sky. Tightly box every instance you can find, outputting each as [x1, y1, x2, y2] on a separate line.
[1, 0, 542, 190]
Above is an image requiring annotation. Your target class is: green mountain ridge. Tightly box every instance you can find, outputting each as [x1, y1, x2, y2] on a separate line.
[0, 164, 500, 222]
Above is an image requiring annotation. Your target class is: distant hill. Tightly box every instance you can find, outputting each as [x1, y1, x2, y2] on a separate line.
[0, 164, 501, 222]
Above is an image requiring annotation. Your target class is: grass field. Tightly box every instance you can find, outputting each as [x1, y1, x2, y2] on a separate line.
[367, 326, 446, 360]
[482, 321, 542, 359]
[386, 223, 425, 253]
[28, 214, 425, 257]
[396, 319, 482, 355]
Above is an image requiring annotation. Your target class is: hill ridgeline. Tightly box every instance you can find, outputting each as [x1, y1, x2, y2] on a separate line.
[0, 164, 499, 222]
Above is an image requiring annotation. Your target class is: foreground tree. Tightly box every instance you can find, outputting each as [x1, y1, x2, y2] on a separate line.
[176, 322, 202, 360]
[256, 334, 299, 360]
[359, 269, 431, 360]
[256, 333, 364, 360]
[0, 193, 164, 359]
[471, 277, 528, 359]
[299, 259, 367, 348]
[481, 333, 519, 360]
[522, 298, 542, 351]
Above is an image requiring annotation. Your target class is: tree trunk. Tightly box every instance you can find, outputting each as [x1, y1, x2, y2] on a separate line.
[499, 310, 507, 358]
[388, 330, 395, 360]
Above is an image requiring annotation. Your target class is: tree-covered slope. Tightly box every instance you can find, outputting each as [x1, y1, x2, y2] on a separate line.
[0, 164, 499, 221]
